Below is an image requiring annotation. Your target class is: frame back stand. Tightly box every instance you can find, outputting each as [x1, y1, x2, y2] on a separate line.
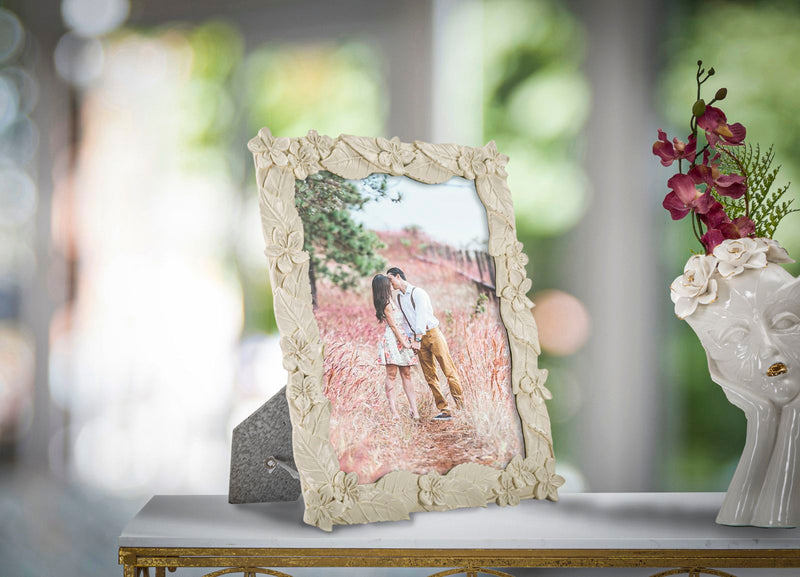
[228, 386, 301, 503]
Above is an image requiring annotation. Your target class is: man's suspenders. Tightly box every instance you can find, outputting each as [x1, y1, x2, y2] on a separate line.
[396, 288, 416, 333]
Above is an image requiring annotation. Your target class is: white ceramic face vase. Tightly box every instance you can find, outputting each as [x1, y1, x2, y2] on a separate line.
[685, 262, 800, 527]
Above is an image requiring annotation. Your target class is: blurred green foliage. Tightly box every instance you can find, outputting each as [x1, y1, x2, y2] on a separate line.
[244, 42, 384, 138]
[478, 0, 589, 467]
[481, 0, 589, 240]
[659, 0, 800, 489]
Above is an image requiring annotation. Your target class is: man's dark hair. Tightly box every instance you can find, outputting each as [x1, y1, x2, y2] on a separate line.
[386, 267, 406, 280]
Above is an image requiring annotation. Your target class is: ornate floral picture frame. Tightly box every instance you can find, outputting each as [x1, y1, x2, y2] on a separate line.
[248, 129, 561, 530]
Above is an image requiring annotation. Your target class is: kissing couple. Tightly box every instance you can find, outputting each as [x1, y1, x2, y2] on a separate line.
[371, 267, 464, 421]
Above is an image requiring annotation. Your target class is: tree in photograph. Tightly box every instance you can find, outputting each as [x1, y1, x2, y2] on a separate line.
[295, 171, 399, 307]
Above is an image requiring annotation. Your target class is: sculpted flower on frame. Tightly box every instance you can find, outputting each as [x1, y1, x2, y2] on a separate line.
[483, 141, 509, 177]
[288, 140, 321, 180]
[290, 373, 320, 402]
[321, 471, 360, 507]
[500, 277, 533, 312]
[280, 335, 317, 374]
[265, 228, 309, 274]
[289, 374, 320, 417]
[301, 130, 334, 159]
[494, 472, 520, 507]
[418, 473, 447, 508]
[507, 241, 529, 268]
[670, 254, 719, 319]
[712, 237, 767, 278]
[304, 489, 346, 531]
[533, 458, 565, 501]
[376, 136, 414, 174]
[457, 148, 489, 180]
[519, 371, 552, 401]
[505, 455, 537, 489]
[248, 130, 290, 170]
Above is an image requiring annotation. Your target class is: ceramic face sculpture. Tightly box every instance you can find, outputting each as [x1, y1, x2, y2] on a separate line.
[678, 244, 800, 527]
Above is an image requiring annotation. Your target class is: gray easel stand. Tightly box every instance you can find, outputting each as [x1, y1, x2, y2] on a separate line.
[228, 386, 302, 503]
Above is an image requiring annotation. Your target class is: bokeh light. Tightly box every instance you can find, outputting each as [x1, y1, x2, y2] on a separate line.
[0, 167, 37, 226]
[0, 75, 19, 131]
[532, 289, 591, 356]
[0, 8, 24, 64]
[508, 69, 590, 142]
[1, 67, 39, 116]
[54, 33, 105, 87]
[61, 0, 129, 38]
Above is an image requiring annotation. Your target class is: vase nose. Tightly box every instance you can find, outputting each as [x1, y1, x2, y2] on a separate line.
[758, 336, 780, 363]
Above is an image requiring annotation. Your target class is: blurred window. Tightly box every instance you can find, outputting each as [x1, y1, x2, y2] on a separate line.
[658, 0, 800, 490]
[51, 22, 385, 494]
[0, 6, 37, 455]
[473, 0, 589, 483]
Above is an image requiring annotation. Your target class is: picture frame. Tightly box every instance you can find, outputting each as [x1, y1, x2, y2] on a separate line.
[248, 129, 561, 530]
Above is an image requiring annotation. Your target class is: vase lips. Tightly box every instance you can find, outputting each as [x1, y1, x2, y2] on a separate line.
[767, 362, 788, 377]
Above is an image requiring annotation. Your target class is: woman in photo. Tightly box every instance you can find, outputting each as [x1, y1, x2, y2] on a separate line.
[372, 274, 420, 420]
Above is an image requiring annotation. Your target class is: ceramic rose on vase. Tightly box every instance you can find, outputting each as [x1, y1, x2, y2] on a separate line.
[656, 61, 800, 528]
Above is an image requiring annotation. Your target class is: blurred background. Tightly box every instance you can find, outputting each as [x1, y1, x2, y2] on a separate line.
[1, 0, 799, 575]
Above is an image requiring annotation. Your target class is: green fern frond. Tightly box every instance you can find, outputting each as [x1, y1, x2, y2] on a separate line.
[715, 143, 796, 238]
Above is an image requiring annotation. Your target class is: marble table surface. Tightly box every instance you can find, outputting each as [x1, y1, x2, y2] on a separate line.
[119, 492, 800, 549]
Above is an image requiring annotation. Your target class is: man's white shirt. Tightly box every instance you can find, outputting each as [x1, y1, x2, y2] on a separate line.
[396, 283, 439, 337]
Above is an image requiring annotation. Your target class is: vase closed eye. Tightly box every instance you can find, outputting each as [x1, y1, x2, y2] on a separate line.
[684, 262, 800, 527]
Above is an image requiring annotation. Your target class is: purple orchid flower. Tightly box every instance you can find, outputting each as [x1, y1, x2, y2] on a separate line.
[653, 131, 697, 167]
[697, 105, 746, 147]
[700, 228, 726, 254]
[662, 173, 715, 220]
[688, 159, 746, 199]
[720, 216, 756, 239]
[699, 200, 730, 229]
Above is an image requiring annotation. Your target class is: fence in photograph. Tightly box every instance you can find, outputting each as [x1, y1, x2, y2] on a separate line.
[418, 242, 496, 300]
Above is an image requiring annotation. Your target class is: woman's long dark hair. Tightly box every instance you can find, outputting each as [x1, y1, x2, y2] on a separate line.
[372, 274, 392, 322]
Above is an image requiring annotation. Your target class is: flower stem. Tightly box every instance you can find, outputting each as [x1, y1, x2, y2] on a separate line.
[691, 210, 703, 246]
[696, 61, 703, 101]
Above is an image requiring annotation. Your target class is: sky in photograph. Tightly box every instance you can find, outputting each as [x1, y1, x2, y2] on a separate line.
[351, 175, 489, 249]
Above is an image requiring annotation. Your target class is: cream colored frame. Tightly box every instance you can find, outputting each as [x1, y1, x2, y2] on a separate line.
[248, 129, 559, 531]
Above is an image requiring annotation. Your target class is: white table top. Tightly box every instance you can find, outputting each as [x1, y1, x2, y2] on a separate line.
[118, 493, 800, 550]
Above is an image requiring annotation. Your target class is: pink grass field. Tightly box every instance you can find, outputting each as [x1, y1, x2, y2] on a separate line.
[315, 230, 524, 484]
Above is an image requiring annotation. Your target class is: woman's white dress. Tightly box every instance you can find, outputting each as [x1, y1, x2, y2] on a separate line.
[377, 302, 417, 366]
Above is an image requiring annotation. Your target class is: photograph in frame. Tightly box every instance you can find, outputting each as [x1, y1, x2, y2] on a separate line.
[249, 130, 561, 530]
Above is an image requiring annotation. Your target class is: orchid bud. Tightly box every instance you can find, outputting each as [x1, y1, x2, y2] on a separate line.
[715, 87, 727, 100]
[692, 99, 707, 117]
[707, 68, 715, 75]
[697, 59, 702, 66]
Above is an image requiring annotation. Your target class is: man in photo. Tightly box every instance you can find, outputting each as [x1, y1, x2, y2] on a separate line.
[387, 267, 464, 420]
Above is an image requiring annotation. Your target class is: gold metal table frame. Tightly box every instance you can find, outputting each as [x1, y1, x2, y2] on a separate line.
[118, 546, 800, 576]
